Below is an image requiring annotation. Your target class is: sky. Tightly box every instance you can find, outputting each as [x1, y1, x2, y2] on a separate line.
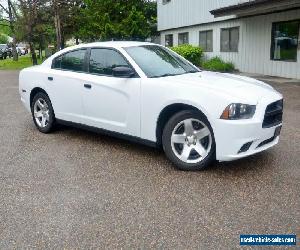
[0, 0, 8, 18]
[0, 0, 8, 8]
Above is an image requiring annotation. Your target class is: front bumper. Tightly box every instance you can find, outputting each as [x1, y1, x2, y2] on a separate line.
[214, 98, 283, 162]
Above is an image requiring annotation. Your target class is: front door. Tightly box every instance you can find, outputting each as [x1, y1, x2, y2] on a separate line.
[81, 48, 141, 137]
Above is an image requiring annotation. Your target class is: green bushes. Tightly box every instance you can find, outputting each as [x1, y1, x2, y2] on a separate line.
[170, 45, 235, 72]
[0, 34, 8, 44]
[171, 44, 203, 66]
[201, 57, 235, 72]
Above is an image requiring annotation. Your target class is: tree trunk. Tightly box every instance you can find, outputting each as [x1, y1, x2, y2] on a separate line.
[39, 37, 42, 59]
[54, 0, 62, 51]
[11, 34, 18, 61]
[30, 43, 38, 65]
[28, 28, 37, 65]
[61, 32, 65, 49]
[8, 0, 18, 61]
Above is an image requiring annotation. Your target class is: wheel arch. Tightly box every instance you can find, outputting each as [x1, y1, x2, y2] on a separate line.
[156, 103, 211, 147]
[30, 87, 49, 106]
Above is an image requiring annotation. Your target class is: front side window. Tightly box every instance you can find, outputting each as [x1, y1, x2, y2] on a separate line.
[89, 48, 130, 76]
[199, 30, 213, 52]
[125, 45, 199, 78]
[165, 34, 174, 47]
[53, 49, 87, 72]
[221, 27, 239, 52]
[178, 32, 189, 45]
[271, 20, 299, 61]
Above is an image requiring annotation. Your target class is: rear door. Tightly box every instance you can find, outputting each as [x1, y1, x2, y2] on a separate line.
[81, 47, 141, 137]
[47, 49, 88, 124]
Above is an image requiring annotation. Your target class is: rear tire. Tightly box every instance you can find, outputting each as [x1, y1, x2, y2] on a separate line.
[162, 110, 215, 171]
[31, 92, 55, 133]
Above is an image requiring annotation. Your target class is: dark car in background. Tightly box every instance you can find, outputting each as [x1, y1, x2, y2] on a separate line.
[0, 44, 11, 59]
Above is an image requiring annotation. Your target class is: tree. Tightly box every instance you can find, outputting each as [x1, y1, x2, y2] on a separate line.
[17, 0, 49, 65]
[78, 0, 157, 42]
[51, 0, 83, 50]
[0, 0, 19, 61]
[0, 33, 8, 43]
[121, 6, 150, 40]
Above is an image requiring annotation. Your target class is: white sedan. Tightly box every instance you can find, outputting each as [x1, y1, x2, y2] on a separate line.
[19, 42, 283, 170]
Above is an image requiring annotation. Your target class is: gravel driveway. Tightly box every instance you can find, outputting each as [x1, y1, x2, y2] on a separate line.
[0, 70, 299, 249]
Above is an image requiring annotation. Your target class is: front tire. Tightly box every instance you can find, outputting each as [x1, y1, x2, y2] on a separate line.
[31, 92, 55, 133]
[162, 110, 215, 171]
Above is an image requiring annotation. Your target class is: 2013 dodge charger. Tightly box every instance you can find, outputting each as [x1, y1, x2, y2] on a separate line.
[19, 42, 283, 170]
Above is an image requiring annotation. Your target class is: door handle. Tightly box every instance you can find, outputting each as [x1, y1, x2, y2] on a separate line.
[84, 84, 92, 89]
[48, 77, 53, 81]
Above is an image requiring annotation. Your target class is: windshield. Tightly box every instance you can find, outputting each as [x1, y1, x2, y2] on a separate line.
[125, 45, 199, 78]
[0, 45, 5, 50]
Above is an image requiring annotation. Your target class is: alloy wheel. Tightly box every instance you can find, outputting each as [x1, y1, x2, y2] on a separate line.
[171, 118, 212, 164]
[33, 98, 50, 128]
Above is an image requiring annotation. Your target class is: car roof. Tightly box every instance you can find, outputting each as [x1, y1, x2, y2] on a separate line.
[53, 41, 158, 57]
[80, 41, 155, 48]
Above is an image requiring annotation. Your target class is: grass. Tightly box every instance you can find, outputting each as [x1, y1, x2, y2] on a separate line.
[0, 54, 44, 70]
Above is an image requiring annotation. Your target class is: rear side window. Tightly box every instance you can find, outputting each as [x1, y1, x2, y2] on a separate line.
[53, 49, 87, 72]
[89, 48, 130, 76]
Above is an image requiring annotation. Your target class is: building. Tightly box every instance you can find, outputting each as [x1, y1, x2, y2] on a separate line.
[158, 0, 300, 79]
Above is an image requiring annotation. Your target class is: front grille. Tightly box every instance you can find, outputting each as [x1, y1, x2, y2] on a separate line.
[262, 99, 283, 128]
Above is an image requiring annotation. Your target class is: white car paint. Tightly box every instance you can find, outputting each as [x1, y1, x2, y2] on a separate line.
[19, 41, 283, 162]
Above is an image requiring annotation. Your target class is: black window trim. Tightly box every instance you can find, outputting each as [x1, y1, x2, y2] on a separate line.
[86, 47, 140, 78]
[199, 29, 213, 52]
[270, 19, 300, 62]
[52, 46, 140, 78]
[220, 26, 240, 52]
[51, 48, 89, 73]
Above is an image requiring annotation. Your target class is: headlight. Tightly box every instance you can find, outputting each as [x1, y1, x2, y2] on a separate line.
[221, 103, 256, 120]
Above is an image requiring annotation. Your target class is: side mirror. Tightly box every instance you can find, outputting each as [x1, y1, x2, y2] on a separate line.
[112, 66, 135, 78]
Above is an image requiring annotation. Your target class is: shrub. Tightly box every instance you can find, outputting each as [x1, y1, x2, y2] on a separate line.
[0, 33, 8, 44]
[201, 57, 235, 72]
[171, 44, 203, 66]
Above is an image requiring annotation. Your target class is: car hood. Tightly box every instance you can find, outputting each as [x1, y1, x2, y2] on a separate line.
[162, 71, 281, 102]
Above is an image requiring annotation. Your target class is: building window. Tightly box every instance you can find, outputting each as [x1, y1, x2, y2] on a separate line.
[221, 27, 239, 52]
[178, 32, 189, 45]
[165, 34, 173, 47]
[271, 20, 299, 62]
[199, 30, 213, 52]
[162, 0, 171, 4]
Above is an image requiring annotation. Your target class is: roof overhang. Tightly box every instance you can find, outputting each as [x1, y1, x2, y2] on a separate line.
[210, 0, 300, 18]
